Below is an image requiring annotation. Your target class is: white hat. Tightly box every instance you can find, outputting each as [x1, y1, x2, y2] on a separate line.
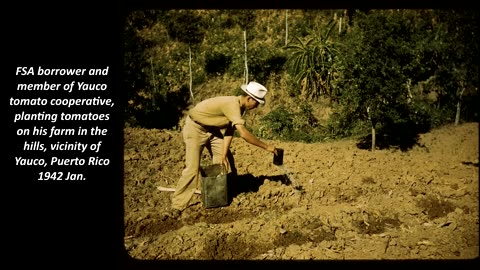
[240, 81, 268, 104]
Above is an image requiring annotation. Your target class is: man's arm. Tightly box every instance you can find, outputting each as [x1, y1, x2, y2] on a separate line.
[235, 124, 276, 153]
[220, 126, 235, 172]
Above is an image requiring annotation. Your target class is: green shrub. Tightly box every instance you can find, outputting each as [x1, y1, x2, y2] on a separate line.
[205, 52, 232, 75]
[258, 103, 327, 143]
[259, 105, 294, 139]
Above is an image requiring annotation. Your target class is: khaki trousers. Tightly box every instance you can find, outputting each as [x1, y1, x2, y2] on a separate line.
[171, 116, 235, 211]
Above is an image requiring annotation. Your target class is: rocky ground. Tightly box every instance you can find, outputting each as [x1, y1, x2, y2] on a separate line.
[123, 122, 478, 262]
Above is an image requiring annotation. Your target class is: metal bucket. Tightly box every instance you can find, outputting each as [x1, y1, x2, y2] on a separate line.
[200, 164, 229, 208]
[273, 148, 284, 165]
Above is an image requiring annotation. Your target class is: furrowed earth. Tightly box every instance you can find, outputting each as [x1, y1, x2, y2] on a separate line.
[123, 122, 478, 261]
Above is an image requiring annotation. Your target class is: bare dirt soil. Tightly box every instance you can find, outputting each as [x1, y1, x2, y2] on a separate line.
[123, 122, 478, 261]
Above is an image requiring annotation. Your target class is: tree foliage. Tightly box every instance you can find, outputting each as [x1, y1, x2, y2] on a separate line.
[165, 10, 205, 47]
[331, 9, 479, 150]
[123, 9, 478, 144]
[433, 10, 479, 121]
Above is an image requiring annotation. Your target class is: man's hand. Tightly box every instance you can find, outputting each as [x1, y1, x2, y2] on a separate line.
[266, 144, 278, 155]
[221, 156, 230, 174]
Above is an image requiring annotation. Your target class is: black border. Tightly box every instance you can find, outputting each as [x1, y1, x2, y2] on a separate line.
[7, 1, 479, 269]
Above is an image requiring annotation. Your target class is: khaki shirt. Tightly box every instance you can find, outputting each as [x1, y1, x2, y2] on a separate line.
[189, 96, 246, 128]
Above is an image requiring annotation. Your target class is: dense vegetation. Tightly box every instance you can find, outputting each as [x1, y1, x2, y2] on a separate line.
[123, 9, 478, 150]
